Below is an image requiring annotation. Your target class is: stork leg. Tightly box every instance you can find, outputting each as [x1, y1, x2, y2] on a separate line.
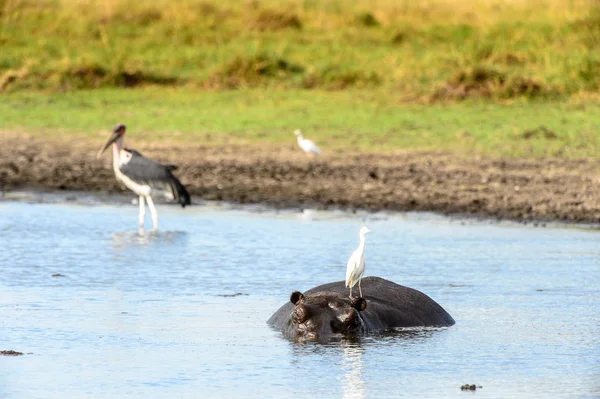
[138, 195, 146, 229]
[358, 279, 363, 298]
[146, 195, 159, 230]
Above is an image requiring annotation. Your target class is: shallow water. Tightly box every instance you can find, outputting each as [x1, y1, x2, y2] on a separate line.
[1, 191, 599, 398]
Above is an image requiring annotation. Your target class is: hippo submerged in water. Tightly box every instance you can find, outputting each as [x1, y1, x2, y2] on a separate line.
[268, 276, 455, 341]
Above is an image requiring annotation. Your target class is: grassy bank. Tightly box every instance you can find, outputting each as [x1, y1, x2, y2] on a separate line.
[2, 89, 599, 158]
[0, 0, 598, 100]
[1, 0, 599, 159]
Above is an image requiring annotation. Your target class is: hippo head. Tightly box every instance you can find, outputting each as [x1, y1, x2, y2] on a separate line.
[288, 290, 367, 341]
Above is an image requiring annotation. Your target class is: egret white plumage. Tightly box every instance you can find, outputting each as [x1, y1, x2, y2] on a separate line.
[294, 129, 322, 156]
[97, 123, 191, 230]
[345, 226, 371, 298]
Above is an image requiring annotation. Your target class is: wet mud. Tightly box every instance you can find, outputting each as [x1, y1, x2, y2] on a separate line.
[2, 132, 600, 223]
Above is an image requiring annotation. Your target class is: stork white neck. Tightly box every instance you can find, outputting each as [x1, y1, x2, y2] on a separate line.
[112, 135, 125, 167]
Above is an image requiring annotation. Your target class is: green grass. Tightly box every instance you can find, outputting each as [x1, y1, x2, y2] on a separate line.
[2, 1, 598, 158]
[0, 0, 598, 100]
[2, 88, 599, 158]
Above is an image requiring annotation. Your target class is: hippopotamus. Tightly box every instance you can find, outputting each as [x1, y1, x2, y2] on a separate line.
[268, 276, 455, 341]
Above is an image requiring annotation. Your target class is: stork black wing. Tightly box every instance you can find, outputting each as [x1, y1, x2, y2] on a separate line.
[119, 149, 191, 207]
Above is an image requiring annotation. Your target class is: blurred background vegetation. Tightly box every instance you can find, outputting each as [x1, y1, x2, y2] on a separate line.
[1, 0, 598, 98]
[1, 0, 599, 156]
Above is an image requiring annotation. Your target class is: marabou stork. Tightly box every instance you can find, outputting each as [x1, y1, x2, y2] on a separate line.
[97, 123, 191, 230]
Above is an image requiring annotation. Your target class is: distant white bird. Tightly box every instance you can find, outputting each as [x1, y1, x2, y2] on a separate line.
[294, 129, 322, 156]
[345, 226, 371, 298]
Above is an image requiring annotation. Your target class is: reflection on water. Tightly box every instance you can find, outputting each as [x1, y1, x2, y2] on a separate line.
[386, 326, 447, 341]
[111, 230, 189, 248]
[1, 197, 599, 399]
[341, 341, 366, 399]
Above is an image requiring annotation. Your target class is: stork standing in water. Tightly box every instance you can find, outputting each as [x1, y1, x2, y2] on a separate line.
[345, 226, 371, 298]
[294, 129, 322, 156]
[97, 123, 191, 230]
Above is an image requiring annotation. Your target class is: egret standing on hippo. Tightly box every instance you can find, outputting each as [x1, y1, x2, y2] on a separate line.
[268, 226, 455, 341]
[346, 226, 371, 298]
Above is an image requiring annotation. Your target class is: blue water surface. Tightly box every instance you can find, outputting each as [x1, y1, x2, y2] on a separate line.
[0, 191, 598, 398]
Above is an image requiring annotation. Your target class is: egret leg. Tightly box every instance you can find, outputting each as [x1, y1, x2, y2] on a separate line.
[358, 278, 363, 298]
[138, 195, 146, 229]
[146, 195, 159, 230]
[349, 285, 353, 299]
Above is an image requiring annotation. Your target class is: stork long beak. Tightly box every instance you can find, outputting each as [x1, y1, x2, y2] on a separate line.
[96, 130, 120, 159]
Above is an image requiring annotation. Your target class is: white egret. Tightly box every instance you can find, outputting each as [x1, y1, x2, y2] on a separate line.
[345, 226, 371, 298]
[294, 129, 322, 156]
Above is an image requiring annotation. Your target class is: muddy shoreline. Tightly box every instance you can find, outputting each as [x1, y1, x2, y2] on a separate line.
[2, 133, 600, 224]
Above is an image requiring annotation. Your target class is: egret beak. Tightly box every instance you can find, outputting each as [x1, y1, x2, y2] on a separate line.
[96, 130, 120, 159]
[294, 129, 301, 136]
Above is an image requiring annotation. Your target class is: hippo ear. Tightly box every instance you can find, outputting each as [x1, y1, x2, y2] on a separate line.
[290, 291, 304, 305]
[351, 297, 367, 311]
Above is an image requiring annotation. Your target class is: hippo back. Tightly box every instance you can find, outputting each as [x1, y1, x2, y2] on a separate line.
[357, 277, 454, 328]
[268, 276, 455, 331]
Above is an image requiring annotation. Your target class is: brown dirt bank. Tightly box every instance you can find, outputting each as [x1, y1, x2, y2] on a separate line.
[2, 132, 600, 223]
